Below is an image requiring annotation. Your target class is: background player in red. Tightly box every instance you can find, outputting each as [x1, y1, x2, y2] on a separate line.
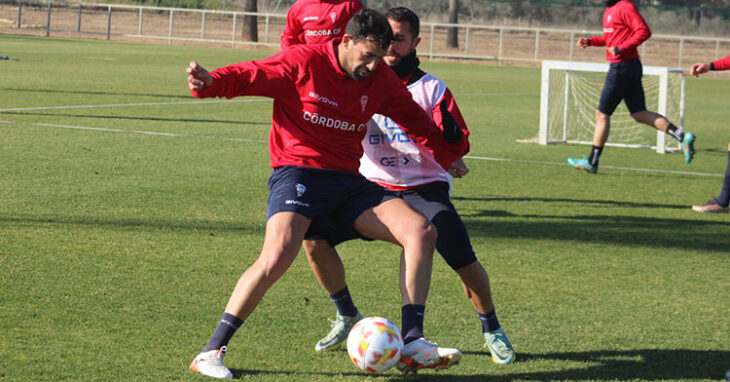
[280, 0, 364, 48]
[303, 7, 515, 370]
[567, 0, 696, 174]
[689, 54, 730, 213]
[186, 9, 464, 379]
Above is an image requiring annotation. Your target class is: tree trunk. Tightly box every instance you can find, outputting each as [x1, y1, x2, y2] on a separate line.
[447, 0, 458, 48]
[242, 0, 258, 42]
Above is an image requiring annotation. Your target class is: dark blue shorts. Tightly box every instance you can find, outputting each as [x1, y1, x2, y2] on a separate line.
[315, 181, 477, 270]
[266, 166, 397, 239]
[598, 58, 647, 116]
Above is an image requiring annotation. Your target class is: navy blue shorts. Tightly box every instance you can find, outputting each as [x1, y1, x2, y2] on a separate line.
[597, 58, 647, 116]
[315, 181, 477, 270]
[266, 166, 397, 239]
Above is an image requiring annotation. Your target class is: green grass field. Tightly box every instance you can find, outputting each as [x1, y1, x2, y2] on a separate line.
[1, 34, 728, 381]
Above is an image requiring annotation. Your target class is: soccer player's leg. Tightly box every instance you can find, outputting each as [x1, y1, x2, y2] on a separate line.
[568, 64, 622, 173]
[353, 196, 461, 373]
[692, 141, 730, 213]
[191, 166, 342, 378]
[191, 211, 311, 379]
[303, 238, 363, 352]
[405, 183, 515, 364]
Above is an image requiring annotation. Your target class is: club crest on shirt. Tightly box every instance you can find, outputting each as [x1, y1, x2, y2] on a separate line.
[360, 95, 368, 112]
[330, 12, 337, 23]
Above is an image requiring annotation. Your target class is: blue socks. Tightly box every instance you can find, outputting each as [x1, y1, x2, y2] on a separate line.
[202, 312, 243, 352]
[478, 309, 501, 333]
[330, 286, 358, 317]
[401, 304, 425, 344]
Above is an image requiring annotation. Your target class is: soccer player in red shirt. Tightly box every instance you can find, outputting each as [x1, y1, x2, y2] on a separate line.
[280, 0, 364, 48]
[690, 55, 730, 213]
[567, 0, 696, 174]
[186, 9, 464, 378]
[303, 7, 515, 370]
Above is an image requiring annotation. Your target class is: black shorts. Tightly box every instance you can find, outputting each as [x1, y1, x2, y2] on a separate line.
[315, 181, 477, 270]
[597, 58, 647, 116]
[266, 166, 397, 239]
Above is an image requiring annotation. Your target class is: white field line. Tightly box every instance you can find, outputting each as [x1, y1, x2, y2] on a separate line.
[0, 98, 271, 112]
[2, 120, 267, 144]
[464, 155, 723, 178]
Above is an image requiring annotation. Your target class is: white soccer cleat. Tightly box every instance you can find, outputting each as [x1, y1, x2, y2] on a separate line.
[396, 337, 461, 374]
[190, 346, 233, 379]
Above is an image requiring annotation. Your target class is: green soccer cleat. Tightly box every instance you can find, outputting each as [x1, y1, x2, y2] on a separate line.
[314, 311, 363, 352]
[484, 328, 515, 364]
[682, 132, 696, 164]
[567, 155, 597, 174]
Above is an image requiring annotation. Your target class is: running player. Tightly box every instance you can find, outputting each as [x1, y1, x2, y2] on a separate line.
[186, 9, 463, 379]
[567, 0, 696, 174]
[303, 7, 515, 372]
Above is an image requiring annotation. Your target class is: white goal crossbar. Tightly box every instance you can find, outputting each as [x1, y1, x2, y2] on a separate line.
[538, 60, 685, 153]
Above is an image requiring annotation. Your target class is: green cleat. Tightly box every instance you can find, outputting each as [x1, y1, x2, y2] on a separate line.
[682, 132, 696, 164]
[314, 311, 363, 352]
[484, 328, 515, 364]
[567, 155, 597, 174]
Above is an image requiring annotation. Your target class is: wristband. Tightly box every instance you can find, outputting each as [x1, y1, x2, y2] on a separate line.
[710, 62, 715, 71]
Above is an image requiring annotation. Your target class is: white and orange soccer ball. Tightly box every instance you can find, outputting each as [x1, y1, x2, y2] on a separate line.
[346, 316, 403, 373]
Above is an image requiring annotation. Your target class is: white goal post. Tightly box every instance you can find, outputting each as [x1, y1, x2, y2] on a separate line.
[538, 60, 685, 154]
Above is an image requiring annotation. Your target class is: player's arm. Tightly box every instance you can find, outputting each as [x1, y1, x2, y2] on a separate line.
[431, 87, 470, 156]
[187, 52, 296, 99]
[280, 7, 303, 48]
[690, 55, 730, 76]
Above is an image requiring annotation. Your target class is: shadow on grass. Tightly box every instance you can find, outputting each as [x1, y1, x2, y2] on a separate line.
[5, 111, 270, 126]
[454, 196, 729, 253]
[453, 196, 688, 210]
[229, 349, 729, 381]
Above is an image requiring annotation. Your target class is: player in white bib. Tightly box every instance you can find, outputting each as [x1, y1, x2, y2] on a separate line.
[304, 7, 516, 371]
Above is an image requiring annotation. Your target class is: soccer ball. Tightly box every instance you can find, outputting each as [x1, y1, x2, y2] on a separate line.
[346, 316, 403, 373]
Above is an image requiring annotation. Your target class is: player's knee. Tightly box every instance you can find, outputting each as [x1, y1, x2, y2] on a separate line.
[596, 110, 609, 122]
[256, 249, 297, 279]
[394, 218, 436, 249]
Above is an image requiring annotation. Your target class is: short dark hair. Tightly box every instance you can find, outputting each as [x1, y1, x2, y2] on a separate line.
[385, 7, 419, 38]
[344, 8, 393, 50]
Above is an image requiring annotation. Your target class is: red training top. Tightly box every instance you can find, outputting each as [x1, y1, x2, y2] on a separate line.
[713, 55, 730, 71]
[280, 0, 364, 49]
[588, 0, 651, 63]
[190, 40, 463, 173]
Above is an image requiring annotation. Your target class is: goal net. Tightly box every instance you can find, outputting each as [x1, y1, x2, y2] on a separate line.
[536, 60, 685, 153]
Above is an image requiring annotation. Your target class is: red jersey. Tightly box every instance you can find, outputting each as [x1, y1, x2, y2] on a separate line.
[280, 0, 364, 48]
[190, 40, 461, 173]
[588, 0, 651, 63]
[713, 55, 730, 71]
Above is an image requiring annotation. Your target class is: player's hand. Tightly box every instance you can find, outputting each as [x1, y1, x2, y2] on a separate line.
[577, 38, 590, 48]
[448, 158, 469, 178]
[187, 61, 213, 91]
[689, 62, 711, 77]
[607, 46, 620, 56]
